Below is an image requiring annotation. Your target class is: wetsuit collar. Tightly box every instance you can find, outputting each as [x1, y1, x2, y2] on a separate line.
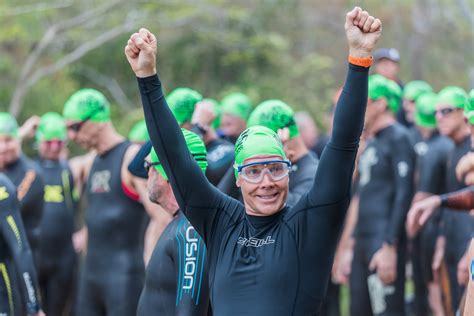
[246, 205, 288, 230]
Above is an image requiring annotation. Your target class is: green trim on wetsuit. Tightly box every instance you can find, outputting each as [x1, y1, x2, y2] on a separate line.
[137, 62, 368, 315]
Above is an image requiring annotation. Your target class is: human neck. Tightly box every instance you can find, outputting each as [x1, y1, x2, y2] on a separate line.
[451, 124, 470, 144]
[94, 125, 125, 155]
[369, 113, 395, 135]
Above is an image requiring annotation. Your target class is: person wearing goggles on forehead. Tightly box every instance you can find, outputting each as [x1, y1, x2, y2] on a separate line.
[126, 6, 381, 314]
[0, 113, 44, 272]
[62, 88, 161, 315]
[34, 112, 78, 316]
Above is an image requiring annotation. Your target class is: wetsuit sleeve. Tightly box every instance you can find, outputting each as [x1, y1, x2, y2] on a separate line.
[0, 182, 41, 314]
[137, 75, 230, 240]
[384, 134, 415, 245]
[308, 64, 368, 206]
[440, 186, 474, 210]
[217, 167, 241, 200]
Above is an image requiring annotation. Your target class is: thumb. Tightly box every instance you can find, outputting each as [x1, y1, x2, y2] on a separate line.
[134, 35, 148, 50]
[369, 254, 377, 271]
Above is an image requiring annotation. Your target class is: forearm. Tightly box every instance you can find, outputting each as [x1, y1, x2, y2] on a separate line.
[440, 186, 474, 210]
[138, 74, 214, 208]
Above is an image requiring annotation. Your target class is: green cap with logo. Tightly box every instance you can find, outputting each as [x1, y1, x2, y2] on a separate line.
[63, 88, 110, 122]
[0, 112, 18, 138]
[437, 86, 468, 109]
[36, 112, 67, 142]
[234, 125, 286, 177]
[221, 93, 252, 121]
[414, 92, 437, 128]
[247, 99, 299, 139]
[128, 120, 149, 143]
[403, 81, 433, 102]
[166, 88, 202, 125]
[150, 128, 207, 180]
[368, 74, 401, 113]
[463, 89, 474, 125]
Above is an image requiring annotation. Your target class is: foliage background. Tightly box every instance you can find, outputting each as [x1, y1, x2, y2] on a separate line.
[0, 0, 472, 147]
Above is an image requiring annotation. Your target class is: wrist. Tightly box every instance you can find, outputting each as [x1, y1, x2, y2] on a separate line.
[349, 48, 372, 58]
[136, 68, 157, 78]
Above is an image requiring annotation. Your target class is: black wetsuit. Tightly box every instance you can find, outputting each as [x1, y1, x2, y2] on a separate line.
[3, 156, 44, 265]
[0, 173, 41, 316]
[442, 135, 473, 308]
[77, 141, 147, 316]
[352, 123, 415, 316]
[137, 211, 210, 315]
[204, 138, 234, 186]
[217, 151, 319, 207]
[138, 63, 367, 315]
[36, 159, 77, 316]
[410, 131, 453, 316]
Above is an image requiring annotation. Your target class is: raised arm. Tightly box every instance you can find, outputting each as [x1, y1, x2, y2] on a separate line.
[124, 29, 223, 214]
[0, 176, 41, 315]
[309, 7, 382, 205]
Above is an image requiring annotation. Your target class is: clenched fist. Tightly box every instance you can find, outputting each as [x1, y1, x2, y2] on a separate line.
[125, 28, 158, 78]
[345, 7, 382, 58]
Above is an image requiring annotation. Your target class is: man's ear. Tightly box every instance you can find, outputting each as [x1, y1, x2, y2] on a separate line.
[236, 175, 241, 188]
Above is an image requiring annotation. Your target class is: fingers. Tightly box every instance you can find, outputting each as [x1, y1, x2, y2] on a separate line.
[370, 18, 382, 33]
[357, 10, 369, 29]
[418, 207, 433, 226]
[369, 255, 377, 271]
[362, 16, 374, 33]
[345, 6, 361, 29]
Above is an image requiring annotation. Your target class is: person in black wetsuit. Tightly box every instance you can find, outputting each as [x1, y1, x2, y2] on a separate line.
[349, 74, 415, 316]
[34, 112, 77, 316]
[125, 8, 381, 314]
[190, 98, 235, 185]
[409, 86, 473, 312]
[0, 113, 44, 271]
[219, 92, 252, 144]
[137, 129, 210, 315]
[62, 88, 153, 315]
[0, 173, 43, 316]
[406, 92, 453, 316]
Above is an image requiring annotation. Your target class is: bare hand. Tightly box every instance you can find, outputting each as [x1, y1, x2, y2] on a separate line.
[19, 115, 40, 140]
[457, 247, 470, 286]
[456, 152, 474, 183]
[191, 100, 217, 126]
[125, 28, 157, 78]
[369, 243, 397, 285]
[72, 227, 88, 254]
[406, 195, 441, 238]
[432, 236, 446, 281]
[332, 247, 353, 284]
[345, 7, 382, 58]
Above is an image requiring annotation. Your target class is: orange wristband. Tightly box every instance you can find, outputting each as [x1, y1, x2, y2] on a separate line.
[348, 55, 373, 68]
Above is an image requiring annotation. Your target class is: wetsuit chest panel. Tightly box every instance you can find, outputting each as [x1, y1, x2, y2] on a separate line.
[85, 141, 147, 273]
[37, 160, 75, 256]
[139, 212, 209, 316]
[211, 218, 299, 315]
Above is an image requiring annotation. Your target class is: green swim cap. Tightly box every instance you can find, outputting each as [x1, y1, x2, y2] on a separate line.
[247, 99, 299, 139]
[150, 128, 207, 180]
[36, 112, 67, 142]
[368, 75, 401, 113]
[403, 81, 433, 102]
[128, 120, 149, 143]
[234, 126, 286, 178]
[166, 88, 202, 125]
[414, 92, 437, 128]
[0, 112, 18, 138]
[437, 86, 468, 109]
[63, 88, 110, 122]
[221, 93, 252, 121]
[464, 89, 474, 125]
